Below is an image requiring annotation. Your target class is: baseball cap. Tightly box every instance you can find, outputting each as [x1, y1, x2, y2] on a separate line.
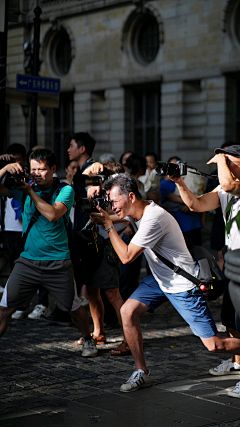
[214, 145, 240, 158]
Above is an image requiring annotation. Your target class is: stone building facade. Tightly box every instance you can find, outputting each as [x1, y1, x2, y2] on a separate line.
[5, 0, 240, 174]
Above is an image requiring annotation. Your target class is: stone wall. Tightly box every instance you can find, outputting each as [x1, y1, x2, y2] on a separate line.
[5, 0, 240, 170]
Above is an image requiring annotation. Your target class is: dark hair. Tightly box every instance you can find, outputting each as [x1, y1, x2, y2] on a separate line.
[103, 161, 125, 175]
[145, 152, 158, 163]
[167, 155, 182, 163]
[64, 157, 78, 169]
[29, 149, 56, 168]
[70, 132, 96, 156]
[125, 154, 146, 176]
[103, 173, 142, 200]
[119, 151, 133, 165]
[7, 143, 26, 158]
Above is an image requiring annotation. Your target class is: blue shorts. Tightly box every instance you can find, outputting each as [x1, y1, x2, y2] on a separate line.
[129, 275, 218, 339]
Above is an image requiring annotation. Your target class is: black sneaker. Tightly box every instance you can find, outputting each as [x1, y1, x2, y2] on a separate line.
[104, 322, 121, 330]
[40, 313, 72, 326]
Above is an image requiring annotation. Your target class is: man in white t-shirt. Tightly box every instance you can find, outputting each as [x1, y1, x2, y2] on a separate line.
[90, 173, 240, 393]
[170, 144, 240, 399]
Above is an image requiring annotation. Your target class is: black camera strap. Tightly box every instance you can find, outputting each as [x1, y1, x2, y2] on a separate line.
[152, 250, 201, 286]
[21, 179, 66, 251]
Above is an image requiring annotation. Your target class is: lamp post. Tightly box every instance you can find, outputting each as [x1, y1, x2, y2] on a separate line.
[29, 5, 42, 150]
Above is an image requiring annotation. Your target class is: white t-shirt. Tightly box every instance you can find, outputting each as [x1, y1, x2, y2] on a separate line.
[130, 202, 198, 293]
[4, 198, 22, 232]
[139, 169, 160, 192]
[217, 185, 240, 250]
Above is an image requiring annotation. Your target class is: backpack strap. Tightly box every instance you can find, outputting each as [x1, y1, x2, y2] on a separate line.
[152, 250, 201, 287]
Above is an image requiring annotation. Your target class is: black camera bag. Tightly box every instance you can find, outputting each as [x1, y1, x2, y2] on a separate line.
[75, 224, 105, 272]
[153, 243, 226, 301]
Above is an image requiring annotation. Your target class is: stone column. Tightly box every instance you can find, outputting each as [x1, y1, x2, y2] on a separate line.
[202, 76, 226, 152]
[161, 81, 183, 160]
[107, 87, 125, 161]
[74, 91, 91, 133]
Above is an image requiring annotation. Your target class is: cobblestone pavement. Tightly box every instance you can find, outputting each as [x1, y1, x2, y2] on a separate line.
[1, 300, 240, 426]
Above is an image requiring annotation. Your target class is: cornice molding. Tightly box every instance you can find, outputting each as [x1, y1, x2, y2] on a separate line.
[29, 0, 132, 21]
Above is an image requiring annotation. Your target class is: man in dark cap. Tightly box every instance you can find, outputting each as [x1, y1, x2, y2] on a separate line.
[170, 144, 240, 398]
[205, 142, 235, 270]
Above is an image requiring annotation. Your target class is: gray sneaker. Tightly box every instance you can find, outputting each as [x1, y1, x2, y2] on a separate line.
[82, 338, 98, 357]
[228, 381, 240, 398]
[209, 358, 240, 376]
[120, 369, 152, 393]
[12, 310, 28, 320]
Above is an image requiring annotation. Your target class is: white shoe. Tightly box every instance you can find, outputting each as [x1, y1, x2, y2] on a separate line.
[79, 296, 89, 308]
[228, 381, 240, 398]
[209, 358, 240, 376]
[28, 304, 50, 320]
[120, 369, 152, 393]
[12, 310, 28, 320]
[82, 338, 98, 357]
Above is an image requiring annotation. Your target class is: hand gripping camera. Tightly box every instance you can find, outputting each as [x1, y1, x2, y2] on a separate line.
[73, 171, 108, 188]
[73, 171, 111, 214]
[75, 189, 110, 213]
[4, 171, 30, 190]
[155, 161, 187, 177]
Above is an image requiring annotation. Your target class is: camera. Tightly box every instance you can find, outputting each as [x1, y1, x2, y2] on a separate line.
[73, 171, 108, 188]
[155, 161, 187, 177]
[75, 189, 111, 214]
[4, 171, 30, 190]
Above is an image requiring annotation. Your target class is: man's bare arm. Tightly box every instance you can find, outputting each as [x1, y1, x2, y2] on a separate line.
[90, 212, 129, 225]
[107, 229, 144, 264]
[17, 181, 68, 222]
[170, 176, 220, 212]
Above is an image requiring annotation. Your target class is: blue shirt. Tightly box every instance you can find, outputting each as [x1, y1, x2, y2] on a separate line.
[160, 179, 202, 233]
[9, 180, 74, 260]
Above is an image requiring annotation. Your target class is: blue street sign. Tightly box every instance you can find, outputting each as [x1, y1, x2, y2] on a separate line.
[16, 74, 61, 95]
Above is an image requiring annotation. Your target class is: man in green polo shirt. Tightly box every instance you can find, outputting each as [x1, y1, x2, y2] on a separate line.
[0, 149, 97, 357]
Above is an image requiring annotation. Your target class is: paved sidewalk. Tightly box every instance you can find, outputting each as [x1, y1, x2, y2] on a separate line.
[1, 300, 240, 426]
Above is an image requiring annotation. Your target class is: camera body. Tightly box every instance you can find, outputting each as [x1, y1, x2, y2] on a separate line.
[4, 171, 30, 190]
[73, 168, 110, 214]
[75, 190, 110, 213]
[155, 161, 187, 177]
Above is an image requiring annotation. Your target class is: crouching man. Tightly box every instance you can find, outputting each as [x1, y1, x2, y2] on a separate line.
[91, 173, 240, 392]
[0, 149, 97, 357]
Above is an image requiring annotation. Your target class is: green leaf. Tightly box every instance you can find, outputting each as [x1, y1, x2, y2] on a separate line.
[234, 212, 240, 228]
[226, 218, 233, 234]
[225, 197, 240, 233]
[226, 211, 240, 232]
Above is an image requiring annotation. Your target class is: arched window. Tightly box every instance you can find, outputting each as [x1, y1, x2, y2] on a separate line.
[132, 14, 160, 65]
[50, 30, 72, 76]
